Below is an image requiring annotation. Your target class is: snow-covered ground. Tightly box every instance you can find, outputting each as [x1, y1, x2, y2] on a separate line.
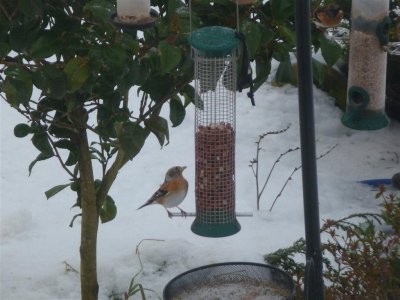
[1, 71, 399, 299]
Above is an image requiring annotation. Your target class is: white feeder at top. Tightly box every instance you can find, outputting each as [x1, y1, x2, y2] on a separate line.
[112, 0, 157, 31]
[117, 0, 149, 21]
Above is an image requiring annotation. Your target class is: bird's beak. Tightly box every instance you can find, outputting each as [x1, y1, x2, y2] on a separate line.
[181, 166, 187, 172]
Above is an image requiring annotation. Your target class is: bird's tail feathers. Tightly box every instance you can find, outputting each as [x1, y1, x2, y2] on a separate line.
[137, 200, 154, 210]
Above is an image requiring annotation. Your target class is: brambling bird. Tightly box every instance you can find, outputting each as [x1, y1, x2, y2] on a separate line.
[313, 4, 344, 29]
[137, 166, 188, 218]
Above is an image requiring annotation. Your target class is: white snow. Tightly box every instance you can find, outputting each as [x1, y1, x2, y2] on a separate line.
[1, 63, 399, 299]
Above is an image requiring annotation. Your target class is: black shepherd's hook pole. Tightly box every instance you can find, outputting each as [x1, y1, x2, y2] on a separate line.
[294, 1, 324, 299]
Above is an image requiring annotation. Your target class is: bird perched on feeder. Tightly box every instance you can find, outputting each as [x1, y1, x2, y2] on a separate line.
[313, 4, 344, 29]
[137, 166, 188, 218]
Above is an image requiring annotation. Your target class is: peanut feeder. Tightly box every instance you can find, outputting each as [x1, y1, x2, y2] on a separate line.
[189, 26, 241, 237]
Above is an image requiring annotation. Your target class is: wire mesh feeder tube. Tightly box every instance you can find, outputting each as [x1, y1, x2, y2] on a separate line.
[189, 26, 241, 237]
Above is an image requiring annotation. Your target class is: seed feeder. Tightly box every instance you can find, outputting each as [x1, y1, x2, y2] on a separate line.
[111, 0, 158, 31]
[342, 0, 390, 130]
[189, 26, 241, 237]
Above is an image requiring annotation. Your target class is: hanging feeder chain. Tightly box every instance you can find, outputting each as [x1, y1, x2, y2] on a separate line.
[236, 0, 240, 32]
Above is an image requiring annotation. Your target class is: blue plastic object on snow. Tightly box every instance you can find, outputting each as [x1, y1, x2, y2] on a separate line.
[358, 178, 392, 187]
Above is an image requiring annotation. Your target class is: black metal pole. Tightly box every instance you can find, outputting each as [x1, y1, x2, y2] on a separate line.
[294, 1, 324, 299]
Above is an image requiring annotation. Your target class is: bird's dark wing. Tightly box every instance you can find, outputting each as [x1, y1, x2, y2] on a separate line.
[137, 188, 169, 210]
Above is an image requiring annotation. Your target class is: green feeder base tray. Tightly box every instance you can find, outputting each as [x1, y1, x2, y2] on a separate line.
[191, 219, 241, 238]
[342, 111, 390, 130]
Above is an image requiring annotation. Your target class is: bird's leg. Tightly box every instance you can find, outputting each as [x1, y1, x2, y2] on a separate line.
[165, 208, 173, 218]
[177, 207, 187, 218]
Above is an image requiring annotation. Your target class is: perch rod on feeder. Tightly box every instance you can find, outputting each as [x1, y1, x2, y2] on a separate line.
[169, 212, 253, 218]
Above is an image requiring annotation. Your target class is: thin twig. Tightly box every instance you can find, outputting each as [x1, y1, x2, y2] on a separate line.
[0, 3, 12, 21]
[47, 133, 76, 179]
[269, 144, 338, 211]
[259, 147, 300, 200]
[250, 124, 291, 210]
[69, 213, 82, 227]
[135, 239, 164, 271]
[63, 261, 79, 274]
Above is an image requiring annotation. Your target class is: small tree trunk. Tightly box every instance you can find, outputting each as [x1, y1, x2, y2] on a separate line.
[75, 109, 99, 300]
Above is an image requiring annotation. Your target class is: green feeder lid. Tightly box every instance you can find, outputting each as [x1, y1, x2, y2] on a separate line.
[189, 26, 240, 57]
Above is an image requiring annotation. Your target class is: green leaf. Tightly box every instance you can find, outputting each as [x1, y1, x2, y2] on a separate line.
[272, 42, 291, 62]
[167, 0, 185, 21]
[9, 18, 41, 52]
[278, 25, 296, 47]
[119, 122, 146, 160]
[3, 66, 33, 107]
[125, 61, 149, 86]
[84, 0, 114, 24]
[14, 123, 32, 138]
[181, 84, 194, 103]
[120, 34, 140, 54]
[312, 58, 325, 87]
[240, 21, 262, 59]
[30, 32, 59, 59]
[169, 96, 186, 127]
[274, 58, 295, 86]
[0, 42, 10, 59]
[45, 183, 71, 200]
[53, 139, 75, 150]
[319, 35, 342, 67]
[140, 75, 175, 102]
[270, 0, 293, 21]
[33, 65, 67, 99]
[254, 57, 271, 91]
[102, 44, 127, 71]
[260, 27, 275, 46]
[144, 116, 169, 147]
[100, 195, 117, 223]
[64, 57, 90, 93]
[54, 139, 78, 166]
[28, 152, 53, 175]
[159, 41, 182, 74]
[18, 0, 43, 19]
[31, 132, 53, 156]
[65, 151, 78, 166]
[37, 97, 66, 115]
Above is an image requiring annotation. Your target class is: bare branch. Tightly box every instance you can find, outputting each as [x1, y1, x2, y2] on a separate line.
[269, 144, 338, 211]
[260, 146, 300, 198]
[249, 124, 292, 210]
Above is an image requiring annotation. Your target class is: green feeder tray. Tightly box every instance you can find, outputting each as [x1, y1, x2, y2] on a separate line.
[191, 211, 241, 238]
[342, 86, 389, 130]
[189, 26, 240, 58]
